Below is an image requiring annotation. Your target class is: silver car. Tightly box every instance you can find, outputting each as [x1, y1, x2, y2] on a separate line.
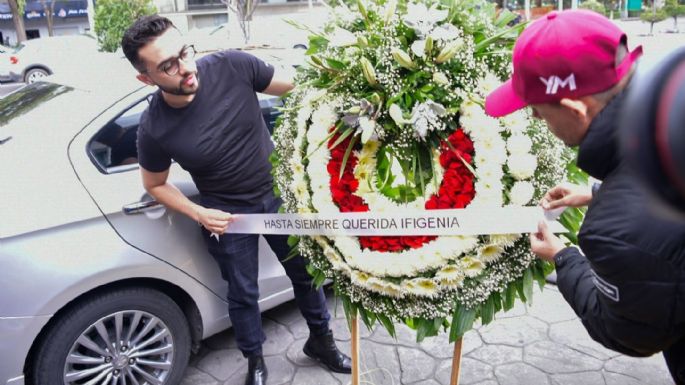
[0, 65, 291, 385]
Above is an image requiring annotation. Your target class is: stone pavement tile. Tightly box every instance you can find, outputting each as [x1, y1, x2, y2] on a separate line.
[420, 330, 482, 359]
[285, 337, 317, 367]
[478, 316, 548, 347]
[262, 319, 295, 356]
[180, 367, 220, 385]
[526, 287, 579, 324]
[196, 349, 244, 381]
[287, 317, 311, 339]
[548, 320, 620, 361]
[524, 341, 604, 374]
[435, 357, 494, 385]
[370, 322, 423, 347]
[494, 363, 550, 385]
[467, 344, 522, 366]
[223, 356, 295, 385]
[408, 380, 442, 385]
[471, 381, 499, 385]
[203, 329, 238, 351]
[354, 340, 401, 385]
[603, 371, 649, 385]
[550, 371, 604, 385]
[398, 346, 437, 383]
[263, 300, 303, 327]
[493, 299, 528, 319]
[291, 365, 342, 385]
[604, 354, 673, 385]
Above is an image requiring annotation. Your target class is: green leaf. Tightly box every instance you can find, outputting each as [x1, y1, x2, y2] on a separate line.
[481, 297, 495, 325]
[449, 306, 476, 342]
[359, 308, 377, 330]
[329, 127, 355, 150]
[503, 284, 516, 311]
[339, 135, 359, 180]
[325, 58, 347, 71]
[287, 235, 299, 247]
[523, 268, 534, 305]
[474, 22, 526, 52]
[377, 313, 396, 338]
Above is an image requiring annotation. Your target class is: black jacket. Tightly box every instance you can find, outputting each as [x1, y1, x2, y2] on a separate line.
[555, 90, 685, 357]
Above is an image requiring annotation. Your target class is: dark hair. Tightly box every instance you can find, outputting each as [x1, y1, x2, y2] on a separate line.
[121, 14, 175, 72]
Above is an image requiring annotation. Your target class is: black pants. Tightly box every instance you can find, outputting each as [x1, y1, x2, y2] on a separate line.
[665, 338, 685, 385]
[202, 194, 330, 357]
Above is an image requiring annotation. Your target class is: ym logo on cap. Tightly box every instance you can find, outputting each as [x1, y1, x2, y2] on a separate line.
[539, 74, 577, 95]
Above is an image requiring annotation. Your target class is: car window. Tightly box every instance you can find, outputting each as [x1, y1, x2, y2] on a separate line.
[88, 95, 151, 173]
[0, 82, 71, 127]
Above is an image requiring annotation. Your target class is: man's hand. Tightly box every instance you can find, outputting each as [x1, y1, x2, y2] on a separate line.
[540, 183, 592, 210]
[196, 207, 233, 235]
[529, 221, 566, 261]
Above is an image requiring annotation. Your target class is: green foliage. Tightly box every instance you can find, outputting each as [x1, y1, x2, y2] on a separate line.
[664, 0, 685, 17]
[640, 7, 668, 22]
[580, 0, 607, 15]
[94, 0, 157, 52]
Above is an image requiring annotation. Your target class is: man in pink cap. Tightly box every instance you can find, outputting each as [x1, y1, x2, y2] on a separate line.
[486, 9, 685, 383]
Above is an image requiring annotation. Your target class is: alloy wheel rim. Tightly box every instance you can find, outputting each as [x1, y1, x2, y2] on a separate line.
[27, 71, 46, 83]
[63, 310, 174, 385]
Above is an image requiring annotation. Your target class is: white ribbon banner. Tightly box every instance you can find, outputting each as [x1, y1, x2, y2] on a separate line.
[225, 207, 566, 236]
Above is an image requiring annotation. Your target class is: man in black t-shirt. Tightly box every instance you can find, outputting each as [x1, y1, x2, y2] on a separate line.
[121, 15, 351, 385]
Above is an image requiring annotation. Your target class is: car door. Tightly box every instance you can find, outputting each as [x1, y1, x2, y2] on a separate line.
[69, 88, 291, 301]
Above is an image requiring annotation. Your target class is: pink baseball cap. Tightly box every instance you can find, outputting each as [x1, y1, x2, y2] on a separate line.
[485, 10, 643, 117]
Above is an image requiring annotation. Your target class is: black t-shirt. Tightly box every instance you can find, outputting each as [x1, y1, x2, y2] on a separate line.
[137, 50, 275, 206]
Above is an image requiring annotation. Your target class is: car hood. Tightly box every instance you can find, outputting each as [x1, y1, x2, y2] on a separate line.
[0, 84, 138, 239]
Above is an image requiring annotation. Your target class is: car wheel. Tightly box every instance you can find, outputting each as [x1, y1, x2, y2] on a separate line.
[24, 68, 49, 84]
[30, 287, 191, 385]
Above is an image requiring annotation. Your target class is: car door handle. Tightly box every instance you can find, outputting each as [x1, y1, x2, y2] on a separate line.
[122, 200, 161, 215]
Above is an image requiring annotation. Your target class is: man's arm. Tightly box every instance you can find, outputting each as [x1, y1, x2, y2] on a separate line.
[141, 167, 232, 234]
[261, 71, 294, 97]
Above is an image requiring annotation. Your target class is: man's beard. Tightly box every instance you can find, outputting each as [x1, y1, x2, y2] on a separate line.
[159, 72, 199, 96]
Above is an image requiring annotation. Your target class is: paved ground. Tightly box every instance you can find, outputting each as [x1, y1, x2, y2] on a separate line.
[181, 285, 673, 385]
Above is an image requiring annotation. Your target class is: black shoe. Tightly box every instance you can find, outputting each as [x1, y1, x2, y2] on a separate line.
[245, 355, 267, 385]
[303, 330, 352, 374]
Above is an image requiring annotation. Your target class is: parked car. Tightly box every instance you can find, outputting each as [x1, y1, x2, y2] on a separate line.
[5, 35, 111, 84]
[0, 64, 287, 385]
[0, 44, 15, 82]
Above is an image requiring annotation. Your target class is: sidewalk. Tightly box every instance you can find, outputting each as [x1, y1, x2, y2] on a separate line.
[181, 285, 672, 385]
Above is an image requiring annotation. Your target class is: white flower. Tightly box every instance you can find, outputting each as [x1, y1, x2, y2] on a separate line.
[460, 256, 485, 277]
[432, 71, 449, 85]
[435, 265, 465, 287]
[479, 72, 502, 95]
[410, 101, 446, 139]
[509, 181, 535, 206]
[507, 134, 533, 155]
[477, 244, 504, 263]
[388, 103, 408, 125]
[358, 116, 377, 143]
[403, 278, 440, 297]
[403, 3, 448, 37]
[311, 104, 338, 131]
[328, 27, 357, 47]
[508, 153, 537, 180]
[430, 23, 460, 41]
[501, 110, 529, 134]
[489, 234, 520, 247]
[411, 39, 427, 58]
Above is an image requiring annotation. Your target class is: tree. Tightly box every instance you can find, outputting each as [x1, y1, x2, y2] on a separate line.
[94, 0, 156, 52]
[8, 0, 27, 43]
[222, 0, 260, 44]
[640, 4, 668, 34]
[580, 0, 607, 14]
[663, 0, 685, 31]
[39, 0, 56, 36]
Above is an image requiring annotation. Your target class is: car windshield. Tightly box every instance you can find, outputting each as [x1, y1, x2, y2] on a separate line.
[0, 82, 72, 127]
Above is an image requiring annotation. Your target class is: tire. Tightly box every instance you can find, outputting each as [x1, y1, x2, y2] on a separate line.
[24, 68, 49, 84]
[30, 287, 191, 385]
